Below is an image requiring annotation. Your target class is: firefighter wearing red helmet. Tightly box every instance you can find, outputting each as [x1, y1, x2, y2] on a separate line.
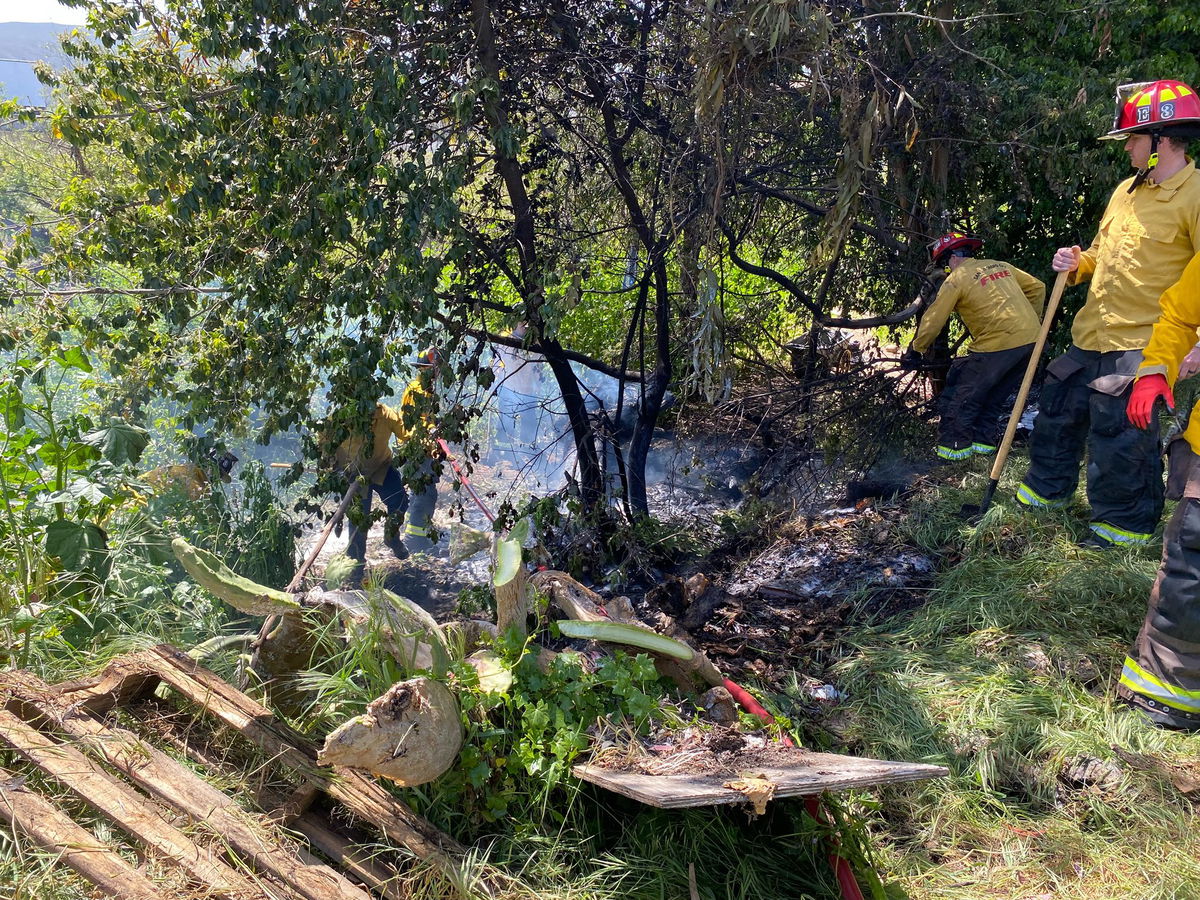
[1016, 79, 1200, 549]
[902, 233, 1045, 460]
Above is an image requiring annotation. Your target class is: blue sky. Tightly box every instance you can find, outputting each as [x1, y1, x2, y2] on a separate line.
[1, 1, 89, 25]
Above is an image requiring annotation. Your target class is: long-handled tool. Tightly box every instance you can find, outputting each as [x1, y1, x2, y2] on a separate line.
[436, 437, 496, 524]
[247, 478, 364, 679]
[962, 270, 1069, 518]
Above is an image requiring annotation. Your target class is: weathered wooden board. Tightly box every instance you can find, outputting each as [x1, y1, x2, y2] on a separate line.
[292, 813, 408, 900]
[573, 751, 948, 809]
[0, 647, 475, 899]
[122, 644, 464, 865]
[0, 707, 268, 899]
[4, 672, 369, 900]
[0, 765, 168, 900]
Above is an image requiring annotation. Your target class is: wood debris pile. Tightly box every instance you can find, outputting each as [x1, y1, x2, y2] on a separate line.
[0, 645, 464, 900]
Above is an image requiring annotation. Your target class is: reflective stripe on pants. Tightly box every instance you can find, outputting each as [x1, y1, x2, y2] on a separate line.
[1117, 496, 1200, 729]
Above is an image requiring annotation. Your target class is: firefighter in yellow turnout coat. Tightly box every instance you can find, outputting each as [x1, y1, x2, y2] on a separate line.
[396, 352, 441, 552]
[1016, 79, 1200, 548]
[334, 402, 411, 573]
[1122, 252, 1200, 730]
[904, 233, 1045, 460]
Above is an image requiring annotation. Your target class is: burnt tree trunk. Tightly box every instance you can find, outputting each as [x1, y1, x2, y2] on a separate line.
[470, 0, 604, 510]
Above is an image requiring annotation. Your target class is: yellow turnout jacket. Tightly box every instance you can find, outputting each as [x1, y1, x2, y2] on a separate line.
[334, 403, 407, 485]
[1069, 160, 1200, 351]
[912, 258, 1045, 355]
[1137, 253, 1200, 453]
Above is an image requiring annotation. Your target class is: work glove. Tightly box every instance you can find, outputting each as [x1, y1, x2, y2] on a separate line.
[898, 348, 923, 371]
[1126, 373, 1174, 429]
[1180, 344, 1200, 380]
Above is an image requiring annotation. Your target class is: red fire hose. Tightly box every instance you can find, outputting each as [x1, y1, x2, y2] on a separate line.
[722, 678, 868, 900]
[436, 438, 496, 524]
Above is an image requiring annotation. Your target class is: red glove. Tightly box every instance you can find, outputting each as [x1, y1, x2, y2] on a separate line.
[1127, 373, 1174, 429]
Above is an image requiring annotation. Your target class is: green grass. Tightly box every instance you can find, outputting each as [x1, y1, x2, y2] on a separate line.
[829, 452, 1200, 900]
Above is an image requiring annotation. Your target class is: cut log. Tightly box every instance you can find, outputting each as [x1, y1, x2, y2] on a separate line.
[0, 765, 169, 900]
[318, 588, 447, 673]
[495, 561, 531, 640]
[532, 570, 607, 622]
[319, 678, 464, 786]
[536, 570, 724, 689]
[252, 610, 322, 717]
[0, 708, 268, 899]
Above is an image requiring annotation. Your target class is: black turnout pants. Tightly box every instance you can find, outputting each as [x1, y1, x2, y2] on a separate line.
[1019, 345, 1163, 541]
[938, 343, 1033, 451]
[1119, 441, 1200, 729]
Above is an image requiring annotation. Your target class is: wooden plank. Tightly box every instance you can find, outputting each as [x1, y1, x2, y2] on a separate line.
[0, 708, 268, 900]
[130, 645, 466, 867]
[45, 664, 161, 715]
[0, 766, 169, 900]
[292, 813, 409, 900]
[573, 752, 948, 809]
[132, 708, 399, 900]
[265, 783, 322, 827]
[3, 674, 370, 900]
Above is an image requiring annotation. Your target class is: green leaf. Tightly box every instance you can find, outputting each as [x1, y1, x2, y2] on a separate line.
[0, 382, 23, 430]
[81, 421, 150, 465]
[47, 478, 116, 506]
[45, 519, 108, 572]
[52, 346, 93, 373]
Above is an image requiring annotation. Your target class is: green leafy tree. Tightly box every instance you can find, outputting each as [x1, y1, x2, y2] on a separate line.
[8, 0, 1200, 532]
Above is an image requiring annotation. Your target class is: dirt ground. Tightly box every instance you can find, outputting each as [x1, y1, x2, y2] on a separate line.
[667, 504, 935, 688]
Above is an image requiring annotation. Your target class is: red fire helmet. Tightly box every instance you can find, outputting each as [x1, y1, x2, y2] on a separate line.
[1102, 80, 1200, 139]
[928, 232, 983, 263]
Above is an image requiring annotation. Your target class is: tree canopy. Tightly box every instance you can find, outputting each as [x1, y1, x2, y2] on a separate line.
[4, 0, 1198, 517]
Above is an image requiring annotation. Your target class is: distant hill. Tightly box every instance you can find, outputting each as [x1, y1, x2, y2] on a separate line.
[0, 22, 74, 107]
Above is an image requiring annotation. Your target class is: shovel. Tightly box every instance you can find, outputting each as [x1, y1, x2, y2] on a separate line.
[961, 269, 1069, 519]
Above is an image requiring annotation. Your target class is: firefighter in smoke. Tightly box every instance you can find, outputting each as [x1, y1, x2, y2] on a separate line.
[1121, 251, 1200, 730]
[397, 348, 442, 553]
[333, 401, 411, 579]
[900, 232, 1045, 460]
[1015, 79, 1200, 548]
[333, 349, 443, 581]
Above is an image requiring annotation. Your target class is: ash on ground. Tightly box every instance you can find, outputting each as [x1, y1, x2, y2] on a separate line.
[296, 417, 934, 701]
[644, 503, 936, 688]
[588, 723, 804, 778]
